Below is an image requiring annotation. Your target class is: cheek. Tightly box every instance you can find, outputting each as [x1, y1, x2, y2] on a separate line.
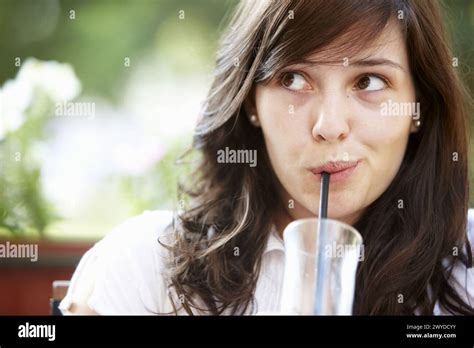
[255, 87, 310, 156]
[354, 107, 412, 191]
[360, 117, 410, 149]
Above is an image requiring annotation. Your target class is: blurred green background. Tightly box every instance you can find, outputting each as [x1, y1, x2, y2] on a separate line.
[0, 0, 472, 242]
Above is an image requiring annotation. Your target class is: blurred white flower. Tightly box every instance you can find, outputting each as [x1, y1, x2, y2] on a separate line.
[0, 78, 33, 140]
[0, 58, 81, 140]
[18, 58, 82, 102]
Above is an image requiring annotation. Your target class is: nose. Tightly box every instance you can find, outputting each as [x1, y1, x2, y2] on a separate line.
[311, 91, 350, 143]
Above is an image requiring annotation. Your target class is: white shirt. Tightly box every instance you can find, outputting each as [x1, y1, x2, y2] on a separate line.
[60, 209, 474, 315]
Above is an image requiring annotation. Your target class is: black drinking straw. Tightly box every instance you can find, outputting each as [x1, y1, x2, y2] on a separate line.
[319, 172, 330, 219]
[314, 171, 330, 314]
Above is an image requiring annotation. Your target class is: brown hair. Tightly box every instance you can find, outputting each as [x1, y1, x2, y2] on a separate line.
[160, 0, 473, 315]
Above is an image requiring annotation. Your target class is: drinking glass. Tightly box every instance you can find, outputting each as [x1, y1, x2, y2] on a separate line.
[280, 218, 363, 315]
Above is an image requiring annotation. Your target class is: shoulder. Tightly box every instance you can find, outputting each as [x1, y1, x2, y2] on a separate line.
[91, 209, 175, 280]
[60, 210, 176, 315]
[437, 208, 474, 314]
[97, 209, 174, 257]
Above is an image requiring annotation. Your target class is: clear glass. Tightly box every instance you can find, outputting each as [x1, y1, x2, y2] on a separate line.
[280, 218, 363, 315]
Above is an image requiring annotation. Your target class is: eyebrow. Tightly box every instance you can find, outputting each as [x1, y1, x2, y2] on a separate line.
[296, 58, 406, 73]
[349, 58, 406, 72]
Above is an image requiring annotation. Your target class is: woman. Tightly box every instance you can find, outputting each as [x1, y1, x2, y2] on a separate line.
[60, 0, 474, 315]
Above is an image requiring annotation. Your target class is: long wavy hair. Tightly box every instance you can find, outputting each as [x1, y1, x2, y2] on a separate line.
[160, 0, 473, 315]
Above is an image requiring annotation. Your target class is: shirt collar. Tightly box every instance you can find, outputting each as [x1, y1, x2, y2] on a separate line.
[264, 224, 285, 254]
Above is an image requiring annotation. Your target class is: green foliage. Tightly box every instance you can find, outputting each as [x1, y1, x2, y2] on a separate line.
[0, 90, 58, 237]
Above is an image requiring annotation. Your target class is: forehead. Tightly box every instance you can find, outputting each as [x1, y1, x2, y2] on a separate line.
[301, 20, 408, 67]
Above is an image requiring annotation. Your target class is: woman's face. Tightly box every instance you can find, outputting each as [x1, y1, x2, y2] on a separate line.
[254, 21, 418, 226]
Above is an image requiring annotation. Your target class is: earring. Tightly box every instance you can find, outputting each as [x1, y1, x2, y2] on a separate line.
[412, 115, 421, 128]
[250, 114, 259, 125]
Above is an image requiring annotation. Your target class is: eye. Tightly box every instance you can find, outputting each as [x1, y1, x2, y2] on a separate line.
[354, 74, 387, 91]
[279, 72, 312, 91]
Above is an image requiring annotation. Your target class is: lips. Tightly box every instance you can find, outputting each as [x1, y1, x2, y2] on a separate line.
[310, 160, 360, 175]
